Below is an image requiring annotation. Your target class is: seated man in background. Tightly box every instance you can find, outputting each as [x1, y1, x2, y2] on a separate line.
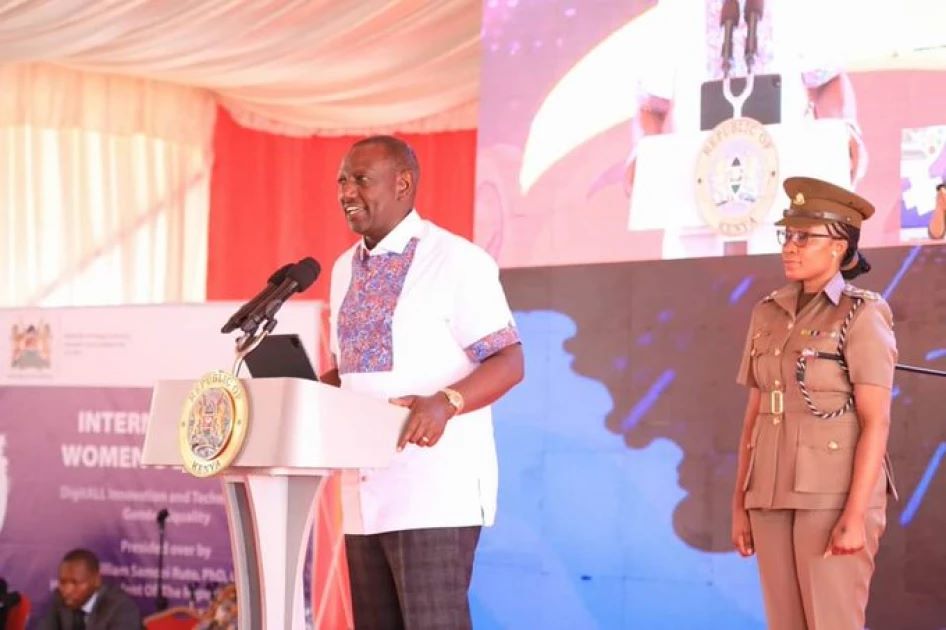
[38, 549, 141, 630]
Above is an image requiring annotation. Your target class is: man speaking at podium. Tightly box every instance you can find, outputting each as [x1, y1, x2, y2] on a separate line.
[321, 135, 524, 629]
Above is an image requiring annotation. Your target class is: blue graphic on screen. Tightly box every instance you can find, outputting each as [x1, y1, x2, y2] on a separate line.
[470, 311, 765, 630]
[877, 244, 945, 531]
[901, 442, 946, 527]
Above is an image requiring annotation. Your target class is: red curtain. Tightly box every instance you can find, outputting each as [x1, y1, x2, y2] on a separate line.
[207, 108, 477, 305]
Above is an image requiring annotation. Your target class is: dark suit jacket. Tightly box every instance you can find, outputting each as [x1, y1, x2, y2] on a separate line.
[37, 584, 142, 630]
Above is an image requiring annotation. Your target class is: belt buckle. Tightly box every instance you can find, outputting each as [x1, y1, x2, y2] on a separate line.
[770, 390, 784, 415]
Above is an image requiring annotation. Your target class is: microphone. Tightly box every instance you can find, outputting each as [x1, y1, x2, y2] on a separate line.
[155, 507, 170, 612]
[720, 0, 740, 77]
[239, 257, 321, 334]
[744, 0, 764, 72]
[221, 263, 294, 333]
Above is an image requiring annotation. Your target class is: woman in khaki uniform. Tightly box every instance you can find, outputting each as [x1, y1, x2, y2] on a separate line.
[731, 176, 897, 630]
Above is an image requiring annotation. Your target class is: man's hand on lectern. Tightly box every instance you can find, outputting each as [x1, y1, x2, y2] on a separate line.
[391, 394, 454, 450]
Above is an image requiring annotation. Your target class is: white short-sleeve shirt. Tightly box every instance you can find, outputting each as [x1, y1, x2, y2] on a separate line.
[329, 210, 520, 535]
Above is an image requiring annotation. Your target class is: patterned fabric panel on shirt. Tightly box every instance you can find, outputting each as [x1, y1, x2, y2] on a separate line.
[464, 324, 521, 363]
[337, 238, 419, 375]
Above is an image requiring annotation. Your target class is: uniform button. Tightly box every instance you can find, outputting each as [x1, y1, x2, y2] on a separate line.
[772, 416, 781, 425]
[774, 379, 781, 387]
[787, 322, 794, 330]
[827, 441, 840, 451]
[773, 348, 781, 356]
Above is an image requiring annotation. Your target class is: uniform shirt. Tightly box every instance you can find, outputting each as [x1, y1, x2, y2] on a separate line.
[736, 272, 897, 510]
[329, 210, 520, 535]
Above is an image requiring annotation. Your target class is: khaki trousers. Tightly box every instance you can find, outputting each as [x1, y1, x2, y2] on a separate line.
[749, 508, 886, 630]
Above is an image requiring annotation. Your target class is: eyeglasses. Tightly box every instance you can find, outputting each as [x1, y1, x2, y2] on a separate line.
[776, 229, 842, 247]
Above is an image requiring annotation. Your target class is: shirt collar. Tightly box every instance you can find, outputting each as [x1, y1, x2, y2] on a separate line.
[82, 588, 100, 615]
[822, 272, 845, 305]
[358, 210, 423, 259]
[770, 271, 845, 313]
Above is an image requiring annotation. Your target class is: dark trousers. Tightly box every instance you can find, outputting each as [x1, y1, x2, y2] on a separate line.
[345, 526, 482, 630]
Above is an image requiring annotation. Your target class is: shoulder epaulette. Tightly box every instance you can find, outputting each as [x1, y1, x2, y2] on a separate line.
[842, 283, 880, 301]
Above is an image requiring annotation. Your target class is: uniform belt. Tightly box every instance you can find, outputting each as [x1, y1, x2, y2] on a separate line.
[759, 390, 784, 415]
[759, 389, 852, 415]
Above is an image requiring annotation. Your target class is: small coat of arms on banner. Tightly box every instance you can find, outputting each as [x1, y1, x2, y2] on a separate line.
[695, 117, 779, 236]
[178, 370, 249, 477]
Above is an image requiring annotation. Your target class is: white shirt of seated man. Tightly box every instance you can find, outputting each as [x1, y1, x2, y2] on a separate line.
[631, 0, 864, 259]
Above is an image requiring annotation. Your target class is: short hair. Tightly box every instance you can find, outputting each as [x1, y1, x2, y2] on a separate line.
[62, 549, 100, 574]
[352, 135, 420, 186]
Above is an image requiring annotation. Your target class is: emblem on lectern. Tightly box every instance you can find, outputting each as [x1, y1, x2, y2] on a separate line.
[695, 117, 779, 236]
[178, 370, 249, 477]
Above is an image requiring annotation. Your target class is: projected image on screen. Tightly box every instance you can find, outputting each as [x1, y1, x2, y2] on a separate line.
[477, 0, 946, 268]
[901, 125, 946, 241]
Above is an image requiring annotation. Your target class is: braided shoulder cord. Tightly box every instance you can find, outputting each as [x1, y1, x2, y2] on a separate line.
[794, 297, 864, 419]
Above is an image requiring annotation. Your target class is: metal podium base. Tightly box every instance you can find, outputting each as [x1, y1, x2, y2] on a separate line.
[223, 473, 325, 630]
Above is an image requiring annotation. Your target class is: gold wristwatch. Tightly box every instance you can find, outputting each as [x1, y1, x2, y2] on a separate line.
[440, 387, 464, 417]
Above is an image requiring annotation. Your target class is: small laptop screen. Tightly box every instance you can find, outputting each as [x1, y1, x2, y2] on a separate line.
[243, 334, 318, 381]
[700, 73, 782, 130]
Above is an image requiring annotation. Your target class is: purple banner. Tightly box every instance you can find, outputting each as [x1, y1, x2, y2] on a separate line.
[0, 386, 234, 624]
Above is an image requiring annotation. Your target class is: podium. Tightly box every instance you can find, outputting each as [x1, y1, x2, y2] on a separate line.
[142, 377, 408, 630]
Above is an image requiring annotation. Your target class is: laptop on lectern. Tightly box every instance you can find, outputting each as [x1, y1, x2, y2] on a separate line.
[244, 334, 318, 381]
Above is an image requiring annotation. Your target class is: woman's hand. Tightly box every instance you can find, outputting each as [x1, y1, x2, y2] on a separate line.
[731, 507, 754, 557]
[825, 512, 866, 557]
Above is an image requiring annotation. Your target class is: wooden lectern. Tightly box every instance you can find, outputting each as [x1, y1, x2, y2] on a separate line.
[142, 377, 408, 630]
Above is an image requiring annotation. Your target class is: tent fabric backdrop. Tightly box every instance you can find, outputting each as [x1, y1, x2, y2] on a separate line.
[1, 0, 483, 306]
[3, 3, 481, 625]
[0, 0, 481, 135]
[0, 64, 215, 307]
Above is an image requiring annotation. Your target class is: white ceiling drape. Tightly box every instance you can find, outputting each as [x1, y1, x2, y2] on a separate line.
[0, 0, 482, 135]
[0, 63, 214, 307]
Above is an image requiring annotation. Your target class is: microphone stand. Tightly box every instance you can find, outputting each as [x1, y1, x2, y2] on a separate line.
[232, 315, 276, 376]
[156, 509, 170, 612]
[719, 0, 753, 119]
